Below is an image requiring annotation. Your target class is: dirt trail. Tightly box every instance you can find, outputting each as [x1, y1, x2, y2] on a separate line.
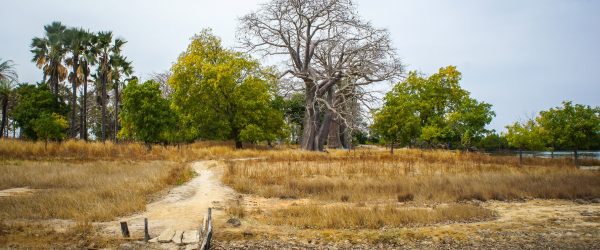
[100, 160, 236, 236]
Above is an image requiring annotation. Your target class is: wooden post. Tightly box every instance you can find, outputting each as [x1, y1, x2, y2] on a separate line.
[199, 208, 213, 250]
[144, 218, 150, 242]
[120, 221, 130, 238]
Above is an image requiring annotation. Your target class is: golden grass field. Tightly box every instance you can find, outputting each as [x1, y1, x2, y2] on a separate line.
[1, 139, 600, 248]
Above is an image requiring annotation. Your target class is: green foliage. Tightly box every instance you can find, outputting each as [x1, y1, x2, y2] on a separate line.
[33, 112, 68, 142]
[537, 101, 600, 151]
[372, 66, 494, 149]
[12, 83, 68, 140]
[505, 119, 545, 151]
[119, 79, 175, 144]
[169, 30, 285, 148]
[476, 131, 508, 151]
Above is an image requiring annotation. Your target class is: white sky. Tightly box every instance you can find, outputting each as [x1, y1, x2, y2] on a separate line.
[1, 0, 599, 131]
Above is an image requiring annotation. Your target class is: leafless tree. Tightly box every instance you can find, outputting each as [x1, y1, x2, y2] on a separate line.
[239, 0, 402, 151]
[149, 71, 173, 98]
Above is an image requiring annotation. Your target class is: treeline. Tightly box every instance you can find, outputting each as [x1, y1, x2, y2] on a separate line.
[1, 0, 598, 153]
[0, 22, 132, 145]
[505, 101, 600, 164]
[370, 66, 600, 159]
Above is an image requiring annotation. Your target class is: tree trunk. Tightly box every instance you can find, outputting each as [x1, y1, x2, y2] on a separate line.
[391, 140, 395, 154]
[519, 148, 523, 165]
[114, 80, 119, 142]
[574, 148, 579, 167]
[231, 126, 243, 149]
[100, 72, 108, 142]
[300, 84, 319, 151]
[80, 71, 88, 141]
[327, 120, 342, 149]
[0, 96, 7, 138]
[70, 54, 79, 139]
[315, 89, 335, 151]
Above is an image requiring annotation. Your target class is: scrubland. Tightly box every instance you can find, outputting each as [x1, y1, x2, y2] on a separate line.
[1, 139, 600, 249]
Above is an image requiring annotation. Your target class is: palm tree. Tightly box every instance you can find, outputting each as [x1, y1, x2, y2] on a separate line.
[31, 22, 68, 96]
[0, 58, 18, 82]
[63, 28, 89, 138]
[94, 31, 114, 141]
[0, 59, 17, 138]
[0, 80, 15, 138]
[110, 51, 133, 141]
[79, 32, 97, 141]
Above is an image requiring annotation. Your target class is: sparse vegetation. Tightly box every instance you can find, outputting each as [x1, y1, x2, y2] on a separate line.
[264, 204, 495, 229]
[223, 151, 600, 203]
[0, 160, 192, 221]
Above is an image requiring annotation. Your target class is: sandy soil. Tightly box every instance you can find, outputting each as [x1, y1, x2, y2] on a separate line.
[99, 160, 236, 238]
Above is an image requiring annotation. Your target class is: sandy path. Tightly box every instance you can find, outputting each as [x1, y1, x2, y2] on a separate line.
[100, 160, 236, 237]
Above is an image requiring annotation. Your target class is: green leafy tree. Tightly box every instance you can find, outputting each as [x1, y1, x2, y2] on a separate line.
[33, 112, 68, 148]
[169, 30, 285, 148]
[538, 101, 600, 165]
[371, 83, 420, 153]
[12, 83, 68, 140]
[119, 80, 175, 146]
[505, 119, 545, 164]
[372, 66, 494, 151]
[476, 131, 508, 152]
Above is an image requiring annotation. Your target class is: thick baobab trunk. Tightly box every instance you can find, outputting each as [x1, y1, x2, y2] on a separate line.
[301, 85, 319, 151]
[70, 55, 79, 139]
[327, 120, 342, 149]
[315, 89, 335, 151]
[0, 97, 7, 138]
[340, 122, 351, 149]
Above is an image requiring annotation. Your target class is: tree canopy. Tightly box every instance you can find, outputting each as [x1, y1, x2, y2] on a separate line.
[169, 30, 286, 148]
[372, 66, 495, 152]
[119, 79, 175, 145]
[12, 83, 68, 140]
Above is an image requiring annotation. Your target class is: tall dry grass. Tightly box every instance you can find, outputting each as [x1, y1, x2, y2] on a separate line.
[264, 204, 495, 229]
[223, 155, 600, 203]
[0, 160, 193, 221]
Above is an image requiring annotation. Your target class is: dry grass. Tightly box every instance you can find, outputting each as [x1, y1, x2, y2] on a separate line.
[223, 153, 600, 203]
[0, 160, 193, 221]
[0, 219, 118, 249]
[3, 139, 598, 166]
[264, 204, 495, 229]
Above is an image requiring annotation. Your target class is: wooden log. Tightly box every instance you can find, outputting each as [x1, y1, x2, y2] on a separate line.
[120, 221, 130, 238]
[144, 218, 150, 242]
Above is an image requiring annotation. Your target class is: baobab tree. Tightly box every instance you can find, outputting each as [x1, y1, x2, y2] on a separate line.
[239, 0, 402, 151]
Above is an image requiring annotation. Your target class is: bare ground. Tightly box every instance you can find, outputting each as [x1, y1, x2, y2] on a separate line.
[98, 160, 236, 238]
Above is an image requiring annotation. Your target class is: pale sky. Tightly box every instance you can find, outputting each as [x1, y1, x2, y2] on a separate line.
[1, 0, 598, 131]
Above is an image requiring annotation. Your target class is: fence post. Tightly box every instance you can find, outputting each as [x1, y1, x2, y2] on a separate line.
[120, 221, 130, 238]
[144, 218, 150, 242]
[199, 207, 213, 250]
